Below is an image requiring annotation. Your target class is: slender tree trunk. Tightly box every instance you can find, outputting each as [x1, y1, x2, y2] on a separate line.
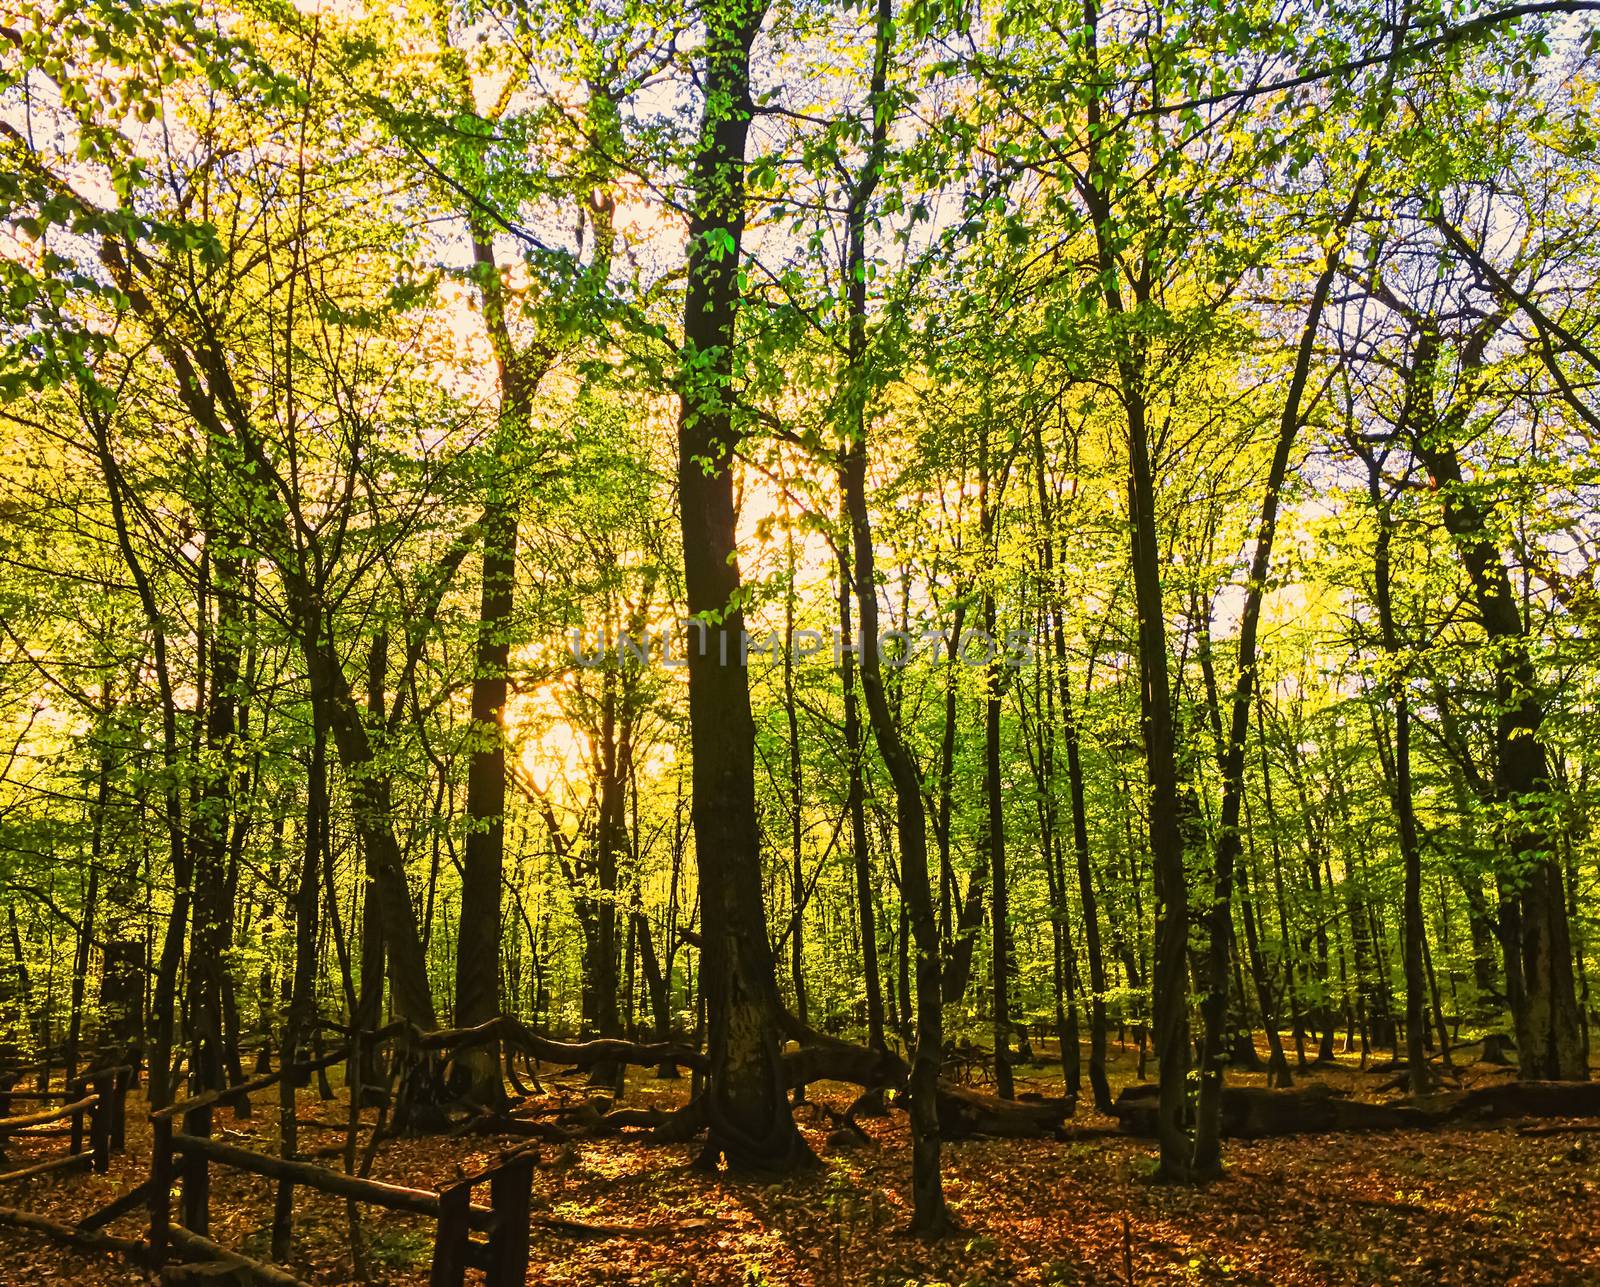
[838, 525, 887, 1091]
[591, 669, 626, 1094]
[355, 633, 388, 1095]
[89, 406, 188, 1108]
[1364, 465, 1432, 1092]
[936, 600, 982, 1001]
[1078, 0, 1190, 1174]
[978, 429, 1014, 1099]
[66, 682, 113, 1083]
[1192, 233, 1355, 1170]
[1026, 630, 1081, 1098]
[190, 538, 241, 1098]
[784, 520, 808, 1098]
[839, 0, 948, 1232]
[1031, 426, 1112, 1110]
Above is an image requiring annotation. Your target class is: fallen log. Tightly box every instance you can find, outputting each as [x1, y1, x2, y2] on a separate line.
[935, 1083, 1072, 1140]
[166, 1225, 309, 1286]
[1440, 1079, 1600, 1122]
[781, 1037, 908, 1094]
[1516, 1122, 1600, 1137]
[153, 1049, 348, 1122]
[0, 1200, 150, 1262]
[79, 1177, 157, 1231]
[1111, 1082, 1433, 1138]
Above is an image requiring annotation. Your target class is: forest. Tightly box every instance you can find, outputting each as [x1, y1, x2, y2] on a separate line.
[1, 0, 1599, 1281]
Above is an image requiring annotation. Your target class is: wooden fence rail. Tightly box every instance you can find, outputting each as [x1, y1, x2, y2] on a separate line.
[0, 1033, 542, 1284]
[0, 1066, 130, 1184]
[151, 1107, 534, 1286]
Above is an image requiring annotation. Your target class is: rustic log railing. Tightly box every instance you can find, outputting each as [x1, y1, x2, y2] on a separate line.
[0, 1064, 130, 1183]
[0, 1023, 643, 1282]
[150, 1107, 535, 1286]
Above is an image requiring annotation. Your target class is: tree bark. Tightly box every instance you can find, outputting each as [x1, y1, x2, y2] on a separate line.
[674, 0, 809, 1173]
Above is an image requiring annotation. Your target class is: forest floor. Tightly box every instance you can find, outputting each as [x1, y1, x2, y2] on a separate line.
[2, 1039, 1598, 1286]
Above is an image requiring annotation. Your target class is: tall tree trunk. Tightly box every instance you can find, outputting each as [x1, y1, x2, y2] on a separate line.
[453, 485, 516, 1100]
[1256, 709, 1307, 1067]
[190, 537, 241, 1097]
[979, 427, 1014, 1099]
[452, 304, 529, 1096]
[591, 668, 626, 1094]
[1032, 423, 1112, 1110]
[784, 519, 808, 1083]
[1024, 621, 1081, 1098]
[936, 599, 980, 1000]
[674, 0, 809, 1172]
[844, 428, 951, 1233]
[839, 0, 949, 1234]
[65, 681, 114, 1083]
[355, 633, 388, 1095]
[88, 406, 188, 1108]
[838, 525, 887, 1074]
[1364, 462, 1432, 1093]
[1078, 0, 1189, 1175]
[1193, 239, 1354, 1170]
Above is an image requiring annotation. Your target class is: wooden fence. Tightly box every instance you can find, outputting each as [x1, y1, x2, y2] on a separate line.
[0, 1034, 540, 1284]
[0, 1064, 130, 1185]
[141, 1052, 534, 1285]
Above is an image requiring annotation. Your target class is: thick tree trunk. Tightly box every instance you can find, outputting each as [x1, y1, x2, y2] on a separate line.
[453, 493, 516, 1102]
[674, 0, 809, 1174]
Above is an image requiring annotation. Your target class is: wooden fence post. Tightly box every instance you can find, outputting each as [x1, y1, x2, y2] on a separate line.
[428, 1179, 472, 1287]
[67, 1077, 87, 1156]
[89, 1074, 110, 1173]
[485, 1153, 534, 1286]
[110, 1069, 128, 1153]
[149, 1115, 173, 1267]
[180, 1104, 212, 1237]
